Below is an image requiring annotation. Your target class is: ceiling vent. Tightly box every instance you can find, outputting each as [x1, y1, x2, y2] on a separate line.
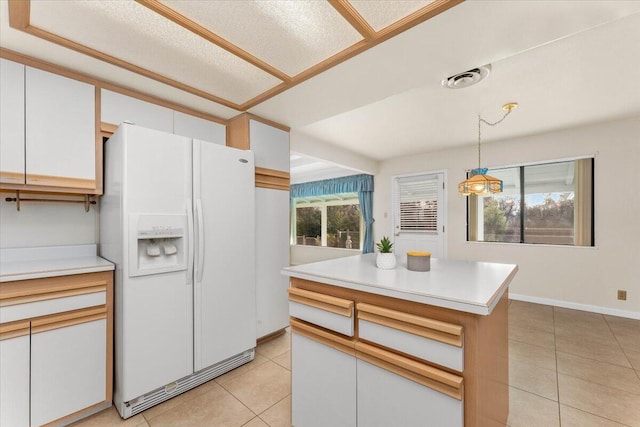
[442, 64, 491, 89]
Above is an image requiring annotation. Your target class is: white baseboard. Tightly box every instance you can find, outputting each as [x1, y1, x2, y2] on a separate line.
[509, 293, 640, 320]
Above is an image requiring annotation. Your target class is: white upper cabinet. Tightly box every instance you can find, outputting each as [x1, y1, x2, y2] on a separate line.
[249, 119, 290, 172]
[0, 58, 25, 185]
[26, 67, 96, 189]
[101, 89, 173, 133]
[173, 111, 225, 145]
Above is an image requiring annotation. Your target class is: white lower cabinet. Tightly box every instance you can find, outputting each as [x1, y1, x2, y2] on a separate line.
[31, 319, 107, 427]
[0, 334, 30, 427]
[291, 332, 356, 427]
[0, 271, 113, 427]
[356, 358, 463, 427]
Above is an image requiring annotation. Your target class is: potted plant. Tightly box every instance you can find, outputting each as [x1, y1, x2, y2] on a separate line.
[375, 236, 396, 269]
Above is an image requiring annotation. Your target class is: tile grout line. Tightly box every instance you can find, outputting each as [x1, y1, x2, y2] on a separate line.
[256, 393, 292, 426]
[558, 402, 635, 427]
[557, 311, 639, 426]
[602, 314, 638, 374]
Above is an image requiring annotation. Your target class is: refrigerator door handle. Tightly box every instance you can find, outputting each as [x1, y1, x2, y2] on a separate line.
[195, 199, 205, 284]
[186, 199, 194, 285]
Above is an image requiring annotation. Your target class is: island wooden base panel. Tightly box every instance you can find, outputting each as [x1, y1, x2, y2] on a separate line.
[289, 277, 509, 427]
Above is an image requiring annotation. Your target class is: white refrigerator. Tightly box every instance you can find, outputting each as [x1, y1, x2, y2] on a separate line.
[99, 124, 256, 418]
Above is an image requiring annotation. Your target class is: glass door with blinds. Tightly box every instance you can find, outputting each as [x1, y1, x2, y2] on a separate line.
[392, 172, 446, 259]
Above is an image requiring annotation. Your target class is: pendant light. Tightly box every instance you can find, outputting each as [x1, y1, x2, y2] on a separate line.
[458, 102, 518, 196]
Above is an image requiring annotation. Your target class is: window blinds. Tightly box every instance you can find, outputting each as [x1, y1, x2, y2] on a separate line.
[396, 176, 439, 232]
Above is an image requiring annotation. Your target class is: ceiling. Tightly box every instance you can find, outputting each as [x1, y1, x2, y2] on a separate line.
[2, 1, 640, 170]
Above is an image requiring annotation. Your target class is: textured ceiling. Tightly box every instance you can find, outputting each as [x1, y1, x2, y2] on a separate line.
[2, 0, 640, 172]
[10, 0, 461, 109]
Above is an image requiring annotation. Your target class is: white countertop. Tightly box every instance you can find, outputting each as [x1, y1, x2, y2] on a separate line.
[282, 254, 518, 315]
[0, 245, 114, 282]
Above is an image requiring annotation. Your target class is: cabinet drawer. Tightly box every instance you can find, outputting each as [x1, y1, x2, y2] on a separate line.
[356, 342, 463, 427]
[288, 288, 354, 336]
[0, 291, 106, 324]
[357, 303, 464, 372]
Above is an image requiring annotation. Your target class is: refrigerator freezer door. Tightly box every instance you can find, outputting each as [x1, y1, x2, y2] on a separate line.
[118, 125, 194, 401]
[193, 141, 256, 371]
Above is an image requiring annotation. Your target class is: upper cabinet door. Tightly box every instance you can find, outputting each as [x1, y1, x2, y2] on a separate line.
[25, 67, 96, 189]
[101, 89, 173, 133]
[173, 111, 225, 145]
[249, 120, 290, 172]
[0, 59, 25, 185]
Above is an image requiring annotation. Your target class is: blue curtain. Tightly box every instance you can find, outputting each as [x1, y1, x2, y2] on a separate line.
[291, 174, 375, 253]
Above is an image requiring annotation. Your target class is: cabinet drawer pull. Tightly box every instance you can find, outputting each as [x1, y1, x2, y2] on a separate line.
[355, 341, 463, 400]
[0, 285, 107, 307]
[357, 303, 463, 347]
[288, 288, 354, 317]
[0, 320, 30, 340]
[0, 274, 109, 301]
[291, 318, 356, 356]
[31, 306, 107, 334]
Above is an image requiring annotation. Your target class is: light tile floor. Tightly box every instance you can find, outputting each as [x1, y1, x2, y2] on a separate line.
[506, 301, 640, 427]
[73, 301, 640, 427]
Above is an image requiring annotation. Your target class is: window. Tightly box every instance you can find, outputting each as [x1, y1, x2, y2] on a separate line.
[467, 159, 594, 246]
[292, 192, 363, 250]
[396, 175, 440, 232]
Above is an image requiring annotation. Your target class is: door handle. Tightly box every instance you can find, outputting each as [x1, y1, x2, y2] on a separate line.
[186, 200, 194, 286]
[195, 199, 205, 284]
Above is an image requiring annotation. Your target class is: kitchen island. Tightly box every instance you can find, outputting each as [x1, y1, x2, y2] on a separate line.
[282, 254, 518, 427]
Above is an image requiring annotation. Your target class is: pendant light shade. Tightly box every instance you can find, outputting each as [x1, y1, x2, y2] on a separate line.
[458, 168, 503, 196]
[458, 103, 517, 196]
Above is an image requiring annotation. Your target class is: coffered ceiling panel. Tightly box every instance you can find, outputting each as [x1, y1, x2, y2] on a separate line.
[160, 0, 364, 77]
[9, 0, 463, 111]
[29, 0, 282, 105]
[349, 0, 435, 32]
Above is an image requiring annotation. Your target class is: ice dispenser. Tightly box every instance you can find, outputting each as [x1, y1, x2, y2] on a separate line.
[129, 214, 187, 277]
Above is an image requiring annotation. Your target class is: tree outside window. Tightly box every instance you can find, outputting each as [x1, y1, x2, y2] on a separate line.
[293, 193, 362, 249]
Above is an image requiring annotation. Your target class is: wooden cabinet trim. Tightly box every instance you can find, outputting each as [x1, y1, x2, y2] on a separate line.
[100, 122, 118, 138]
[255, 167, 289, 180]
[0, 171, 25, 184]
[25, 174, 96, 190]
[289, 287, 353, 317]
[1, 285, 106, 307]
[291, 318, 356, 356]
[30, 305, 106, 333]
[0, 273, 109, 301]
[226, 113, 250, 150]
[357, 303, 463, 347]
[0, 319, 30, 340]
[255, 167, 290, 191]
[355, 341, 463, 400]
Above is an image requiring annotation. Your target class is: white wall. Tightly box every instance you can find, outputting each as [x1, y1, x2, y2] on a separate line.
[290, 246, 360, 266]
[0, 197, 97, 248]
[374, 116, 640, 315]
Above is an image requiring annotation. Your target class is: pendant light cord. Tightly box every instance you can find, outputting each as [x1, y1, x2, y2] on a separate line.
[477, 107, 515, 169]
